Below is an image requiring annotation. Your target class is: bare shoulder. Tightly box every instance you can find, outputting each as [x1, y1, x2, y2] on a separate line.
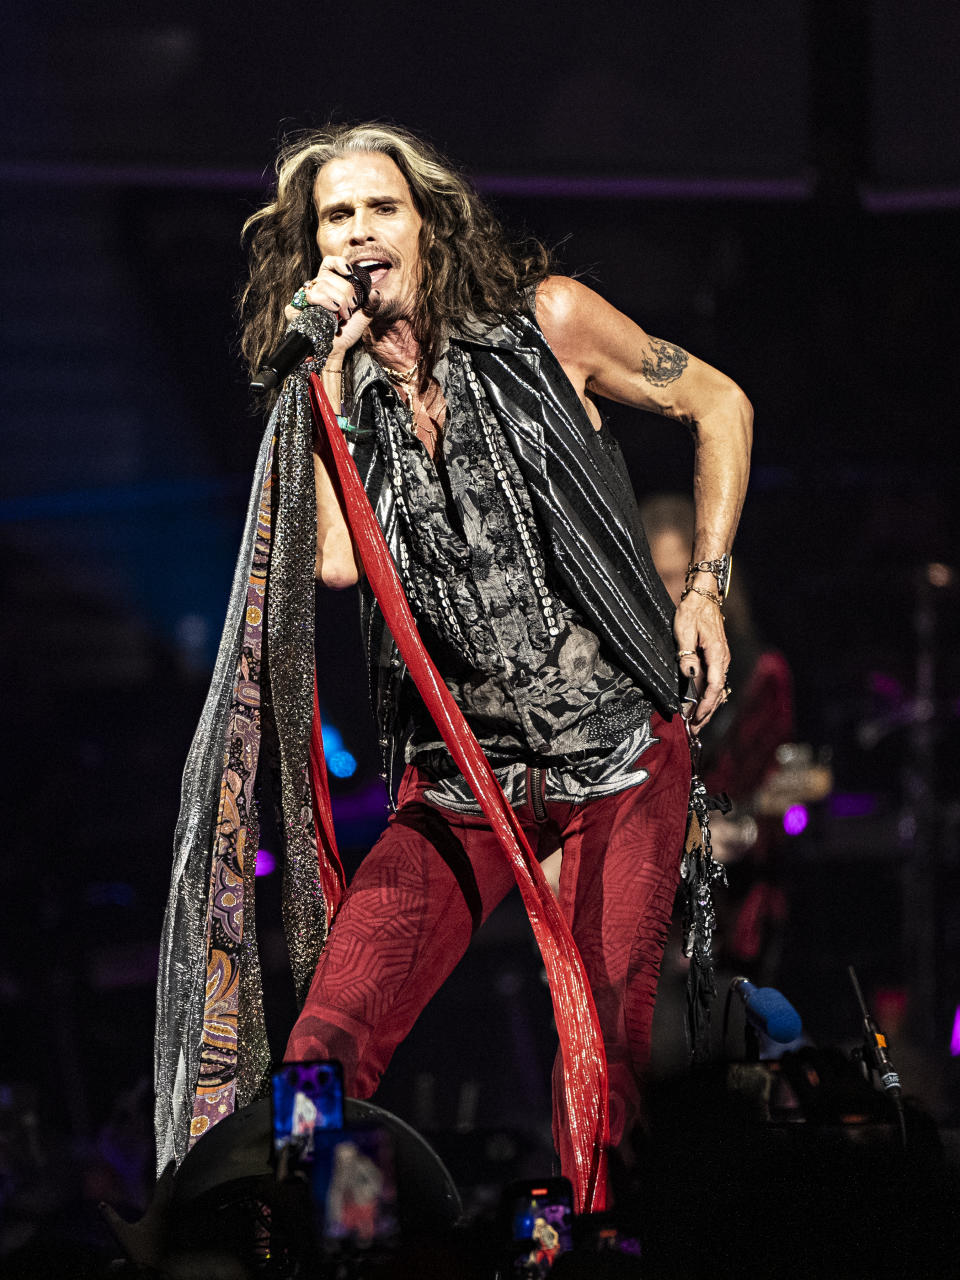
[534, 275, 632, 368]
[536, 275, 601, 345]
[534, 276, 616, 423]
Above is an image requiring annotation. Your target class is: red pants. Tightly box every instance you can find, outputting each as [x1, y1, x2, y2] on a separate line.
[286, 712, 690, 1174]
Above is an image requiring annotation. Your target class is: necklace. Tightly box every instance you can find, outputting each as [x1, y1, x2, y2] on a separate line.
[374, 354, 443, 453]
[408, 386, 441, 451]
[383, 359, 420, 387]
[403, 376, 443, 452]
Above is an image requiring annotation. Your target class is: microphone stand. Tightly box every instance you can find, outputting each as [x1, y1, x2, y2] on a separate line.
[855, 564, 956, 1050]
[848, 965, 908, 1150]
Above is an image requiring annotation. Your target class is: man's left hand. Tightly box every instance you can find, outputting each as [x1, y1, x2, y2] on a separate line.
[673, 592, 730, 732]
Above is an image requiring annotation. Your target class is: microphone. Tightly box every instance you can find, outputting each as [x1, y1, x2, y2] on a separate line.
[251, 265, 372, 391]
[847, 964, 906, 1148]
[847, 965, 901, 1099]
[730, 976, 803, 1044]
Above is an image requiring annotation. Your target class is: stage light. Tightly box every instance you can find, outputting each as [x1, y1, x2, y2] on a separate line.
[829, 792, 879, 819]
[321, 723, 357, 779]
[951, 1005, 960, 1057]
[328, 750, 358, 778]
[255, 848, 276, 877]
[926, 562, 954, 588]
[783, 804, 808, 836]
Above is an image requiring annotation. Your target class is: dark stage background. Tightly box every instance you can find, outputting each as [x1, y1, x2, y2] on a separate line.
[2, 0, 959, 1215]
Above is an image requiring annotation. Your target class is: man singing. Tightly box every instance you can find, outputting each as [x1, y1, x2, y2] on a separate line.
[155, 122, 752, 1206]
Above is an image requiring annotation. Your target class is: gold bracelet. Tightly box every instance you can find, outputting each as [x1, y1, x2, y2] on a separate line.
[680, 583, 724, 610]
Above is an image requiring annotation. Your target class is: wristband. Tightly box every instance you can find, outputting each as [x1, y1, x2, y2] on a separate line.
[685, 554, 732, 598]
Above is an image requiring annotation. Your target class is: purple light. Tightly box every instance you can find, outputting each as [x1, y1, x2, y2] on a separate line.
[783, 804, 808, 836]
[951, 1006, 960, 1057]
[868, 670, 904, 701]
[0, 161, 816, 203]
[475, 173, 814, 202]
[829, 792, 879, 819]
[255, 848, 276, 877]
[862, 183, 960, 213]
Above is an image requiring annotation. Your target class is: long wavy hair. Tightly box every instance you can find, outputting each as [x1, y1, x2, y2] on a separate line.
[239, 122, 552, 396]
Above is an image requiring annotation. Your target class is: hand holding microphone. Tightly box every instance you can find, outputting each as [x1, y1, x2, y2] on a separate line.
[288, 257, 381, 355]
[254, 259, 379, 391]
[289, 257, 372, 323]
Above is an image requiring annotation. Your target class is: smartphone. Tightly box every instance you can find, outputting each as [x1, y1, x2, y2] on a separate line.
[270, 1059, 344, 1165]
[504, 1177, 574, 1277]
[310, 1124, 399, 1256]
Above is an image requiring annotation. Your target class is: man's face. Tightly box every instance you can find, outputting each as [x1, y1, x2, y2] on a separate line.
[313, 152, 423, 322]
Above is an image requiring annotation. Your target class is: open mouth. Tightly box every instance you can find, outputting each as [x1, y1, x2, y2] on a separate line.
[353, 258, 393, 286]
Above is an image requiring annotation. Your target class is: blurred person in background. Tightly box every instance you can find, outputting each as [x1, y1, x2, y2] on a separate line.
[642, 494, 793, 981]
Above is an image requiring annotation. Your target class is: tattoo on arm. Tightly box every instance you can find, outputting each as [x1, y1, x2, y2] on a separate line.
[641, 338, 689, 386]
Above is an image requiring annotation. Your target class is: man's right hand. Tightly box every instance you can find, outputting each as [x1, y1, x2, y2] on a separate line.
[283, 255, 381, 363]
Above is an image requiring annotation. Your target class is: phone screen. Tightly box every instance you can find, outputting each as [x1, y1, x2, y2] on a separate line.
[270, 1060, 344, 1164]
[506, 1178, 574, 1277]
[310, 1125, 399, 1255]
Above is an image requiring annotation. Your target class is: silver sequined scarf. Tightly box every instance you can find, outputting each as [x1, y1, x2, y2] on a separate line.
[154, 311, 336, 1171]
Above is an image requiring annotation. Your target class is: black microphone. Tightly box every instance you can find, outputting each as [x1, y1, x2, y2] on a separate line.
[251, 266, 372, 391]
[730, 976, 803, 1044]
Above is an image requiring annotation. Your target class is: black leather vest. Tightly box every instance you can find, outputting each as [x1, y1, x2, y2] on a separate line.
[345, 306, 682, 798]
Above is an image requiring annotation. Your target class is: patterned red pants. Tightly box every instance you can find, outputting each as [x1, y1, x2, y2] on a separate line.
[286, 712, 690, 1173]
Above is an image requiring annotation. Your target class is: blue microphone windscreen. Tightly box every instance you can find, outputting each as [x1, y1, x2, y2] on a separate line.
[747, 987, 803, 1044]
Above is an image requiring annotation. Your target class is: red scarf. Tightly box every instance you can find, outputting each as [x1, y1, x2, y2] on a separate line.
[307, 374, 610, 1212]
